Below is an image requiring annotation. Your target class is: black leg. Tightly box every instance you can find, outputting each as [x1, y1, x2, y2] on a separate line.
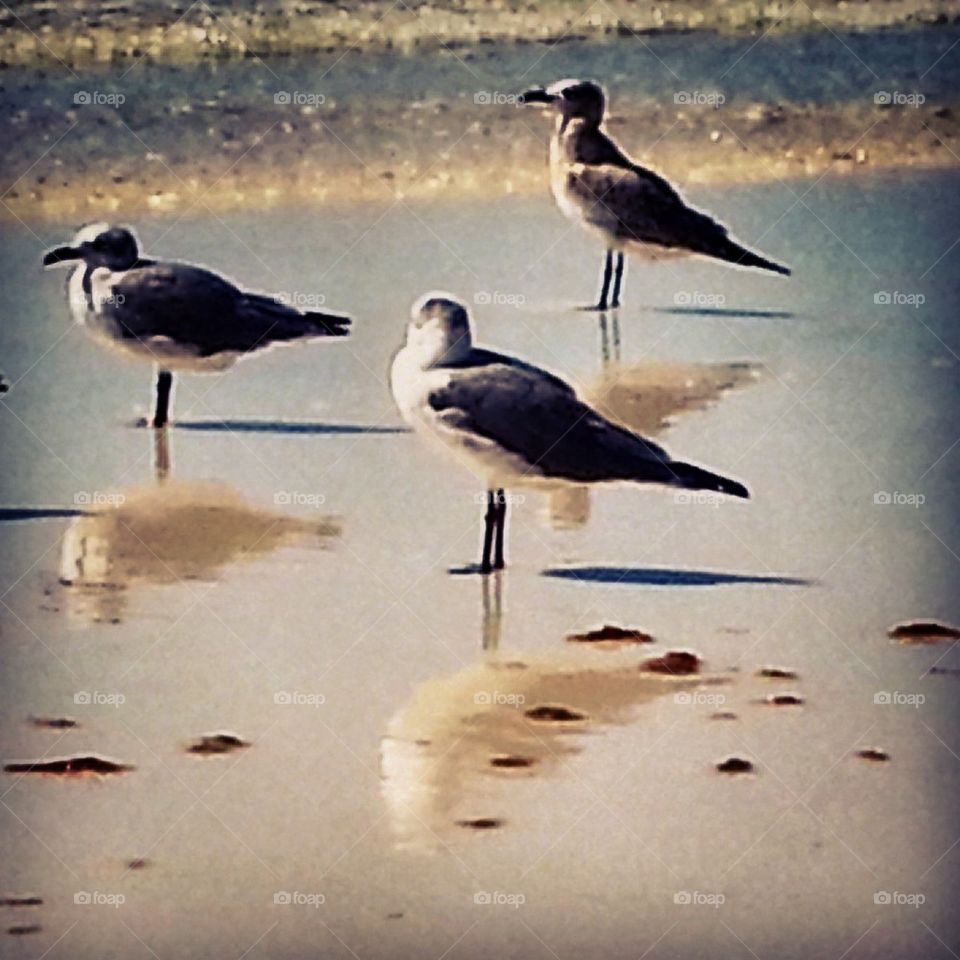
[611, 251, 625, 308]
[493, 488, 507, 570]
[153, 370, 173, 429]
[480, 490, 497, 574]
[596, 249, 613, 311]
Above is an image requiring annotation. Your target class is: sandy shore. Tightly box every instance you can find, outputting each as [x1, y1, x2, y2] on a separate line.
[4, 91, 958, 223]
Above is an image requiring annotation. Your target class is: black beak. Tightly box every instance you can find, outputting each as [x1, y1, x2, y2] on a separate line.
[519, 88, 557, 106]
[43, 245, 81, 266]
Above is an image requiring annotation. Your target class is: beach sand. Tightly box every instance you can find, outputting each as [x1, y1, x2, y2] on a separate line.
[1, 168, 958, 957]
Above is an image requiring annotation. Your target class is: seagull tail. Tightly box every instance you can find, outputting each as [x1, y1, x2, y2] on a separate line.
[302, 310, 352, 337]
[669, 461, 750, 499]
[704, 236, 791, 276]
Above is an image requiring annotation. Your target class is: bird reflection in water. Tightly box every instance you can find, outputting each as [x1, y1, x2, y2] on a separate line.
[547, 319, 761, 529]
[59, 430, 340, 622]
[380, 575, 710, 851]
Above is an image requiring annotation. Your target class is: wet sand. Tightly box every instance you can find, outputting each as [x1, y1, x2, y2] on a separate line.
[1, 170, 959, 958]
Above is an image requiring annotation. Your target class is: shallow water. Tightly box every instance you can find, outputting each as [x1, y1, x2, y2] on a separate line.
[1, 170, 959, 958]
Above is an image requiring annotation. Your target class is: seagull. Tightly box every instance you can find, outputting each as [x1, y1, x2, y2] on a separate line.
[43, 223, 351, 427]
[390, 294, 749, 574]
[520, 79, 791, 310]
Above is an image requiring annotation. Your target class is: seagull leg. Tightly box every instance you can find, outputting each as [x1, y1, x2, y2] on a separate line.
[493, 488, 507, 570]
[153, 370, 173, 429]
[611, 251, 625, 308]
[480, 490, 497, 574]
[595, 249, 613, 311]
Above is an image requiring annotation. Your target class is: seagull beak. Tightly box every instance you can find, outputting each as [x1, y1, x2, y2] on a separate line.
[519, 88, 557, 106]
[43, 245, 81, 266]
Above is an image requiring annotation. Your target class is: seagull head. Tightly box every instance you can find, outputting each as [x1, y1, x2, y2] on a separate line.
[520, 79, 605, 126]
[43, 223, 140, 271]
[405, 293, 473, 367]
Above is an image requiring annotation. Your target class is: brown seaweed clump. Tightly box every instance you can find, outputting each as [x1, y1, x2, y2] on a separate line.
[642, 651, 701, 675]
[523, 705, 586, 723]
[716, 757, 755, 775]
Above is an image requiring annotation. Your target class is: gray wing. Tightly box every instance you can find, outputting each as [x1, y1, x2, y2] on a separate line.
[568, 163, 790, 272]
[429, 362, 675, 484]
[106, 263, 347, 356]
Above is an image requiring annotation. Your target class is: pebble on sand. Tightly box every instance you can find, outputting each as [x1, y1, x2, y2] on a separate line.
[642, 651, 701, 675]
[888, 620, 960, 645]
[187, 733, 250, 755]
[524, 705, 587, 723]
[755, 666, 798, 679]
[856, 748, 890, 763]
[566, 624, 655, 646]
[716, 757, 755, 775]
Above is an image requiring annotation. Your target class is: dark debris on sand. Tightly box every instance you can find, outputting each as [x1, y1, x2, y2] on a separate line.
[643, 651, 701, 675]
[566, 624, 655, 646]
[856, 748, 890, 763]
[524, 705, 587, 723]
[490, 755, 536, 769]
[756, 666, 798, 680]
[762, 693, 804, 706]
[29, 716, 79, 730]
[187, 733, 250, 755]
[456, 818, 503, 830]
[0, 897, 42, 907]
[888, 620, 960, 645]
[716, 757, 755, 775]
[4, 754, 132, 776]
[7, 925, 41, 936]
